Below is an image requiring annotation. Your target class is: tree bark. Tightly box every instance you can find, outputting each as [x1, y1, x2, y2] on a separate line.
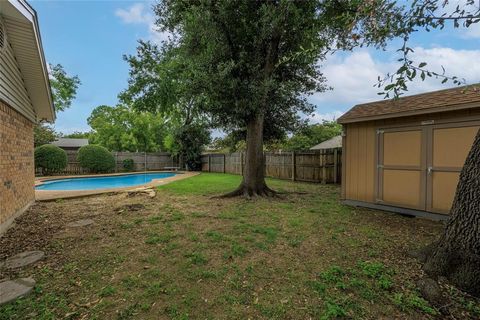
[221, 113, 276, 197]
[423, 128, 480, 296]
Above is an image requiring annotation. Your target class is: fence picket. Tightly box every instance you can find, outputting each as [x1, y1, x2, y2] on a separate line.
[200, 148, 341, 184]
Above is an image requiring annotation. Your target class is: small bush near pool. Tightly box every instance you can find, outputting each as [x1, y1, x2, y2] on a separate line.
[77, 145, 115, 173]
[34, 144, 67, 175]
[123, 158, 134, 171]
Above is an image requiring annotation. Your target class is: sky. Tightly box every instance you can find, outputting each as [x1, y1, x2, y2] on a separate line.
[31, 0, 480, 134]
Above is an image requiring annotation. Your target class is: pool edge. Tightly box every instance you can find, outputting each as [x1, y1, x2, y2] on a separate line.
[35, 171, 199, 201]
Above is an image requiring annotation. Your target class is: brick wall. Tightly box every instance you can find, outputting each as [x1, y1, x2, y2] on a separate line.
[0, 100, 35, 234]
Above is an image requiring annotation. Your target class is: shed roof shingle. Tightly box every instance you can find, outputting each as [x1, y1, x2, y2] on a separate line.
[310, 135, 342, 150]
[52, 138, 89, 148]
[338, 84, 480, 124]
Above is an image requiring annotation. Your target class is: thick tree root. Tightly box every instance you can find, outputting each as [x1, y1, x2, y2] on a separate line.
[214, 184, 280, 199]
[423, 246, 480, 297]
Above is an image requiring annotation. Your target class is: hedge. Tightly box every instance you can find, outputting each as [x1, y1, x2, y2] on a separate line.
[34, 144, 67, 174]
[123, 158, 134, 171]
[77, 145, 115, 173]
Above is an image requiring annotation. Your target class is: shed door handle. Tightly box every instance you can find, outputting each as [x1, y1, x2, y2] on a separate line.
[427, 167, 433, 175]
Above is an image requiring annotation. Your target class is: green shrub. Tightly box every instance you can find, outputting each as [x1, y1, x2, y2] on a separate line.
[34, 144, 67, 175]
[123, 158, 134, 171]
[77, 145, 115, 173]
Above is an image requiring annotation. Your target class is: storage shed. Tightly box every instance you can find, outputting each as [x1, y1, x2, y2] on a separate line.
[338, 85, 480, 220]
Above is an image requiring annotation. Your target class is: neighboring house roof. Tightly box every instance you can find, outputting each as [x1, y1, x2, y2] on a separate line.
[0, 0, 55, 121]
[310, 135, 342, 150]
[338, 84, 480, 124]
[52, 138, 89, 148]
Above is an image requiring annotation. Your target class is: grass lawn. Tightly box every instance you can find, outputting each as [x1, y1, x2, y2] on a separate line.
[1, 173, 479, 319]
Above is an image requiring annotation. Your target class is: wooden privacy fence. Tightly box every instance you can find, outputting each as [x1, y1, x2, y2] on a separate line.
[201, 148, 342, 184]
[36, 151, 178, 176]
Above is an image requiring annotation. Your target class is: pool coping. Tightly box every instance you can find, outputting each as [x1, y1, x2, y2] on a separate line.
[35, 171, 199, 201]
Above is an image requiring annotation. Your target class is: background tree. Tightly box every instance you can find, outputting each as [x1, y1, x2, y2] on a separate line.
[120, 41, 211, 169]
[49, 63, 81, 112]
[34, 124, 58, 147]
[283, 121, 342, 151]
[88, 105, 167, 152]
[35, 63, 80, 146]
[62, 131, 91, 139]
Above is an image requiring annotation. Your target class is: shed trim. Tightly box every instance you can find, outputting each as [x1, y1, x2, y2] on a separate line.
[338, 101, 480, 124]
[342, 200, 449, 221]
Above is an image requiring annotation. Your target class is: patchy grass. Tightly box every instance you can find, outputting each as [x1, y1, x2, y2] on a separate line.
[1, 173, 479, 319]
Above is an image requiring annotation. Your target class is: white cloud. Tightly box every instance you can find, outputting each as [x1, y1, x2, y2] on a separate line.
[115, 3, 152, 25]
[309, 47, 480, 113]
[309, 110, 345, 124]
[115, 3, 169, 44]
[463, 23, 480, 38]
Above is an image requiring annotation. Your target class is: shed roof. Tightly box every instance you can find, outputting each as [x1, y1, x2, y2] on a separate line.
[310, 135, 342, 150]
[338, 84, 480, 124]
[52, 138, 89, 148]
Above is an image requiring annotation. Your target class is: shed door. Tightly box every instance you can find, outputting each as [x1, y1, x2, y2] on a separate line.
[377, 128, 426, 210]
[427, 123, 479, 214]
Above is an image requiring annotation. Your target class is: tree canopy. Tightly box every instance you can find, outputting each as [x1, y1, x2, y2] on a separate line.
[120, 40, 211, 167]
[35, 64, 81, 146]
[49, 63, 81, 112]
[283, 121, 342, 151]
[88, 105, 168, 152]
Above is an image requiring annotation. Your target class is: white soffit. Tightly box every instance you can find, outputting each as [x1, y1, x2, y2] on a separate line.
[0, 0, 55, 122]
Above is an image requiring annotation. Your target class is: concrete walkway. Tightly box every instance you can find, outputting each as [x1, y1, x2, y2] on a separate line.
[35, 171, 199, 201]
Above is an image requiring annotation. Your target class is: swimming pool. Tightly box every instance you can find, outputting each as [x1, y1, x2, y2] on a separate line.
[36, 172, 177, 191]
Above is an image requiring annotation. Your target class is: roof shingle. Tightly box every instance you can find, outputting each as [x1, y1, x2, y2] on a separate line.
[52, 138, 89, 148]
[338, 84, 480, 124]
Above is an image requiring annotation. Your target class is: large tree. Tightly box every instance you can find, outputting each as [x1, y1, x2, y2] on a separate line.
[154, 1, 335, 196]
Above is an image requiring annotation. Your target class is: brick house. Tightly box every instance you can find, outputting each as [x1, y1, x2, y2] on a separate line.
[0, 0, 55, 234]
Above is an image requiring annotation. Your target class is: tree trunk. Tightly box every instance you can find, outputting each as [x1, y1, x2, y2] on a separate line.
[221, 113, 276, 197]
[423, 129, 480, 296]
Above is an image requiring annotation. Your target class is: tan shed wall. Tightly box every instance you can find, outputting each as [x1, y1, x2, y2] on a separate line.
[342, 108, 480, 206]
[344, 122, 376, 202]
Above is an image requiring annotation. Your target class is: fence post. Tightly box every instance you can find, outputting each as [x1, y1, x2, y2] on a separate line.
[208, 154, 211, 172]
[333, 149, 338, 184]
[223, 154, 226, 173]
[292, 151, 296, 181]
[240, 152, 243, 175]
[144, 151, 147, 172]
[321, 150, 326, 184]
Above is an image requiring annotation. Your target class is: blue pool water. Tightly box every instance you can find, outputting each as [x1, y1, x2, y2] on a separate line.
[36, 172, 177, 191]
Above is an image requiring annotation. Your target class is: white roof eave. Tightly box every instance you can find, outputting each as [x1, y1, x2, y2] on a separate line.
[3, 0, 55, 122]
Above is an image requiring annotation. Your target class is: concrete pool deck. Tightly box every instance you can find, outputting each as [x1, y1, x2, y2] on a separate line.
[35, 171, 199, 201]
